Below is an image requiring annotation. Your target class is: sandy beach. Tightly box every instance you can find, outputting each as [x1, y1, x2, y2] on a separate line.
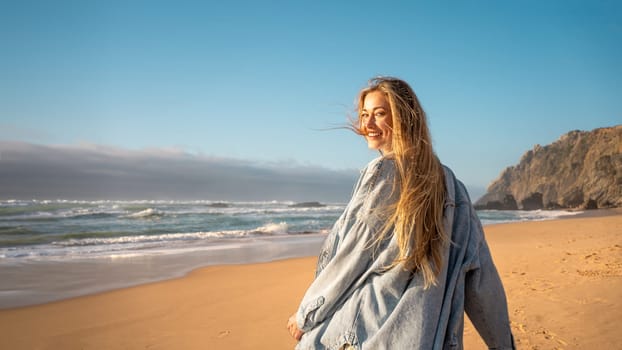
[1, 211, 620, 349]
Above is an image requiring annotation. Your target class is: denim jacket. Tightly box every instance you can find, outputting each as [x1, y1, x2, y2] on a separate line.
[295, 156, 515, 349]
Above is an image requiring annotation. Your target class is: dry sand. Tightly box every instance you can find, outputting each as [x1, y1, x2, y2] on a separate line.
[0, 211, 620, 349]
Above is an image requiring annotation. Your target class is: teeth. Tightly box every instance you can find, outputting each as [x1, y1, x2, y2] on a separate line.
[368, 132, 380, 137]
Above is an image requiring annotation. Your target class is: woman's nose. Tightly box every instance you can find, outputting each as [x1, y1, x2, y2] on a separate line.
[365, 116, 375, 128]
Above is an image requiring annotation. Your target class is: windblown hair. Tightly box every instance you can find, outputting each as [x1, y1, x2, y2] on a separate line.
[352, 77, 447, 288]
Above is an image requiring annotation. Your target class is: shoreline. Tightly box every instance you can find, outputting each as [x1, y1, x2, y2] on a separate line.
[0, 208, 620, 310]
[562, 206, 622, 218]
[0, 233, 327, 309]
[0, 210, 620, 349]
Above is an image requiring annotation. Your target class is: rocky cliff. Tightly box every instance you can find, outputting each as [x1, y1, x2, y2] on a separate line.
[475, 125, 622, 210]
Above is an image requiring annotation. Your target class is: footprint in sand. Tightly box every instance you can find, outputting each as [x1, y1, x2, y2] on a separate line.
[576, 247, 622, 277]
[539, 329, 568, 347]
[511, 321, 528, 334]
[584, 253, 597, 259]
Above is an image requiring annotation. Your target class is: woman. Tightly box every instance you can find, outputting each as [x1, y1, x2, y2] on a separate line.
[287, 77, 515, 349]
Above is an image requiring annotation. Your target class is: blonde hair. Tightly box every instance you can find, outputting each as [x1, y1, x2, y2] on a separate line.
[352, 77, 447, 288]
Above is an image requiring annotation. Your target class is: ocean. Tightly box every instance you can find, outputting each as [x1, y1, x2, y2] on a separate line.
[0, 199, 581, 308]
[0, 199, 342, 260]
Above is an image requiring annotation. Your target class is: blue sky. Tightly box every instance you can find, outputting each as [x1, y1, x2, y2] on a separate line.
[1, 0, 620, 198]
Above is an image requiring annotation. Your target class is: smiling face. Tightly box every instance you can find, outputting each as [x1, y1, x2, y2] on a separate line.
[360, 90, 393, 154]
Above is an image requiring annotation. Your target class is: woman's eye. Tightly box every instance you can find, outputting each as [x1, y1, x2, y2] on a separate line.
[375, 111, 386, 118]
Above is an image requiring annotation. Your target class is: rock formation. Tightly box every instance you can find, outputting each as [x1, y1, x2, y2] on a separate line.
[475, 125, 621, 210]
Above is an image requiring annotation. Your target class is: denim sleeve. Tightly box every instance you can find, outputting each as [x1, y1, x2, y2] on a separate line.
[296, 159, 393, 333]
[296, 218, 375, 332]
[464, 207, 516, 349]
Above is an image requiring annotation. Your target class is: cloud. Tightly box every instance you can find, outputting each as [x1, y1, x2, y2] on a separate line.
[0, 142, 359, 202]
